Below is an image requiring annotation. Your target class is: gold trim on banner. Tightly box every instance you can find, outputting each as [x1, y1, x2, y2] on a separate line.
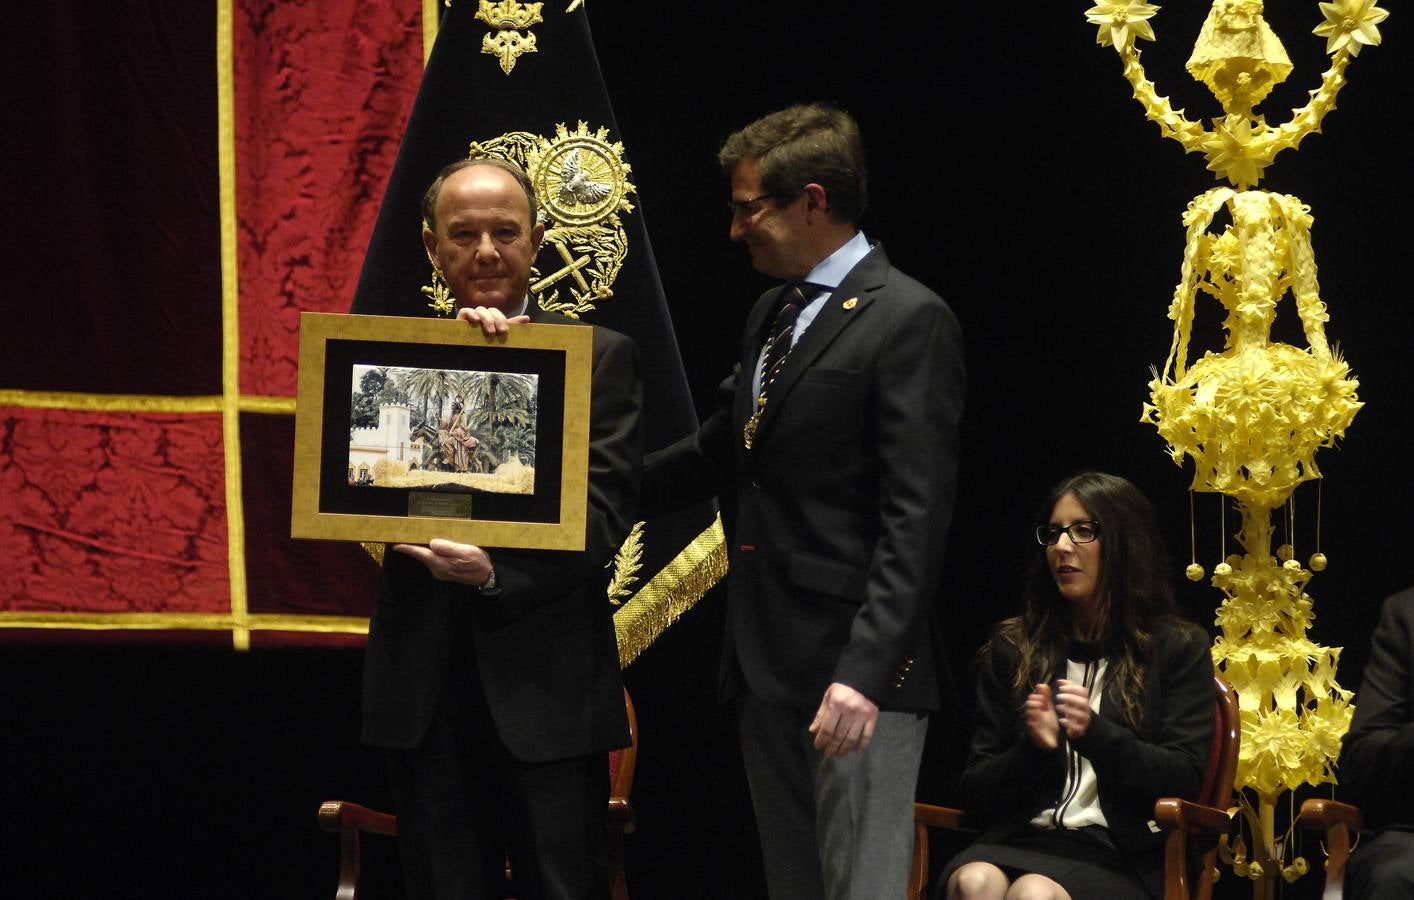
[361, 542, 387, 566]
[423, 0, 439, 63]
[0, 390, 295, 416]
[613, 515, 728, 668]
[0, 518, 724, 653]
[216, 0, 251, 651]
[0, 390, 223, 413]
[239, 395, 296, 414]
[0, 611, 369, 636]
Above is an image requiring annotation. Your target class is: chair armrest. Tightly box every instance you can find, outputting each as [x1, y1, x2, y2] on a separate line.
[1154, 797, 1231, 834]
[1298, 798, 1363, 832]
[319, 801, 398, 900]
[319, 800, 398, 836]
[1155, 798, 1232, 900]
[606, 797, 636, 834]
[908, 804, 973, 900]
[1299, 798, 1361, 898]
[914, 802, 969, 831]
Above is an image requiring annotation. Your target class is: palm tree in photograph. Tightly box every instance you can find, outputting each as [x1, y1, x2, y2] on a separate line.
[463, 371, 535, 463]
[498, 421, 536, 467]
[401, 367, 449, 431]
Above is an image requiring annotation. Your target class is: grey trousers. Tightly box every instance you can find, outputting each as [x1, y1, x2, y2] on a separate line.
[739, 692, 929, 900]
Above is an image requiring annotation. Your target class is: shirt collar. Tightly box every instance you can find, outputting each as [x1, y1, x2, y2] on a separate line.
[802, 230, 869, 293]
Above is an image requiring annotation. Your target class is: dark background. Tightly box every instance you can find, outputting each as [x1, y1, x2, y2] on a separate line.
[4, 3, 1411, 897]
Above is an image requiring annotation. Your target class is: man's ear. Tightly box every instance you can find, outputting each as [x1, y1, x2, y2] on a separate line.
[802, 183, 828, 218]
[529, 221, 546, 255]
[422, 227, 439, 267]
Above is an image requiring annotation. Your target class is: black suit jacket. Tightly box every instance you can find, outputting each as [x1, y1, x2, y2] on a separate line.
[362, 308, 642, 762]
[1339, 587, 1414, 830]
[646, 243, 965, 710]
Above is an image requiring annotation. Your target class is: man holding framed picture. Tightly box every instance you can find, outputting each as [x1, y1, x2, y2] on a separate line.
[360, 158, 643, 900]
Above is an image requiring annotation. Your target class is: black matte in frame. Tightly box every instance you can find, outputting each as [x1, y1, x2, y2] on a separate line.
[318, 338, 566, 533]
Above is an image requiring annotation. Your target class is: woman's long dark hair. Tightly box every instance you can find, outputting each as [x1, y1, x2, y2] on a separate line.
[995, 471, 1180, 727]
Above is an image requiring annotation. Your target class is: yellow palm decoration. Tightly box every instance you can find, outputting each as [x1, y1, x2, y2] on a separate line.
[1087, 1, 1388, 895]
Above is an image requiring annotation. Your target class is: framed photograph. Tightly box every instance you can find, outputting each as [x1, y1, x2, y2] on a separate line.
[291, 312, 592, 550]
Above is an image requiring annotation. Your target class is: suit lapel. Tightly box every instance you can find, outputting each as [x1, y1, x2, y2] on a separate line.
[748, 245, 889, 446]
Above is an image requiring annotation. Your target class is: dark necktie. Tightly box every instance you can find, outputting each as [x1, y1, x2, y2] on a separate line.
[744, 283, 808, 449]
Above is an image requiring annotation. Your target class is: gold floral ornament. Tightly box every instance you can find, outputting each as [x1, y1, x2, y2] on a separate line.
[1085, 1, 1160, 51]
[1088, 1, 1388, 893]
[1314, 0, 1390, 56]
[1094, 0, 1389, 189]
[421, 258, 455, 316]
[1145, 188, 1362, 508]
[421, 123, 635, 320]
[1186, 0, 1292, 117]
[474, 0, 544, 75]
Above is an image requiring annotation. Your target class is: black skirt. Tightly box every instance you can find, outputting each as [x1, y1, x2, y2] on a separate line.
[939, 823, 1157, 899]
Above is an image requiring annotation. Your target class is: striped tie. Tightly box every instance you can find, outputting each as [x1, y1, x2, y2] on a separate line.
[744, 283, 808, 449]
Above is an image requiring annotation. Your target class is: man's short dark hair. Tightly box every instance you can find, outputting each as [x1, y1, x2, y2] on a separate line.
[718, 103, 867, 225]
[421, 157, 539, 232]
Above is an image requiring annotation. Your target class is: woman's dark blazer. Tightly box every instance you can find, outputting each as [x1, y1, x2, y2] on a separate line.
[958, 619, 1215, 861]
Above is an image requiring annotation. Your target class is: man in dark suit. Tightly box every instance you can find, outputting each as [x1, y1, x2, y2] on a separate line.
[646, 104, 965, 898]
[362, 158, 642, 900]
[1339, 587, 1414, 899]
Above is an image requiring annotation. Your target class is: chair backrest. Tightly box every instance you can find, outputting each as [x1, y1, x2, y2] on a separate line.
[608, 687, 638, 803]
[1198, 675, 1240, 810]
[1161, 674, 1241, 900]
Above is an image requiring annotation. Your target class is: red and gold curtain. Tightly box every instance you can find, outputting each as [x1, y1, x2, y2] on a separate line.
[0, 0, 435, 647]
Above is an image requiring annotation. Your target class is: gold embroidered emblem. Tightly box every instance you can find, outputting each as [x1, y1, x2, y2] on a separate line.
[423, 123, 637, 320]
[474, 0, 544, 74]
[525, 122, 637, 318]
[606, 521, 644, 606]
[420, 266, 455, 316]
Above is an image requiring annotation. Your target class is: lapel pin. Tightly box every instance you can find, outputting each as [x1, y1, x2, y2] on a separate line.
[842, 297, 858, 310]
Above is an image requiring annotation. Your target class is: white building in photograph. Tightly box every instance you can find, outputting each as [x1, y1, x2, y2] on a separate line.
[348, 403, 416, 482]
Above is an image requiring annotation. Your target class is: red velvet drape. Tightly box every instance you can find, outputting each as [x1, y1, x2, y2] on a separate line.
[0, 0, 423, 645]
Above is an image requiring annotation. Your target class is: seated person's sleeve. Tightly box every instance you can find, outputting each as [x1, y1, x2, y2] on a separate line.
[1340, 591, 1414, 828]
[958, 638, 1064, 817]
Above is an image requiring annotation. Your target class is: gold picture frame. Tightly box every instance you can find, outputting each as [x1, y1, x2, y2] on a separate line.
[291, 312, 592, 550]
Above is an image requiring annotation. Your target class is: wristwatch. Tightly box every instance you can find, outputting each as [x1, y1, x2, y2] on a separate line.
[478, 567, 500, 595]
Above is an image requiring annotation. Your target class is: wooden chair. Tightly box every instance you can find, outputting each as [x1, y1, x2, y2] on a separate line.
[319, 687, 639, 900]
[908, 675, 1240, 900]
[1297, 798, 1363, 900]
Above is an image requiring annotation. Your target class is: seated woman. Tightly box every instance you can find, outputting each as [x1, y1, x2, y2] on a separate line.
[941, 472, 1214, 900]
